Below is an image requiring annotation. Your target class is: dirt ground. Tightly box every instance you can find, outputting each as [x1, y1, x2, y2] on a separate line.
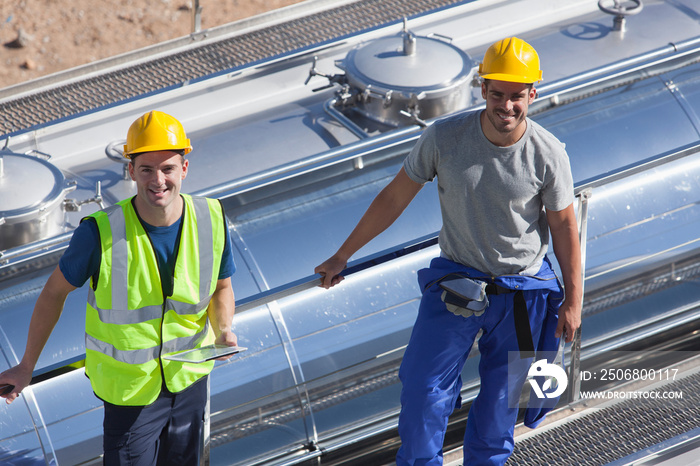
[0, 0, 305, 90]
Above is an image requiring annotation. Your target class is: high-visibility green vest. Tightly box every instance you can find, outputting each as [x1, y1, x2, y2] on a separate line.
[84, 194, 226, 406]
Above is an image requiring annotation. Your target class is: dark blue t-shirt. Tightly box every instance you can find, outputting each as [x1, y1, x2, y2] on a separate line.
[59, 210, 236, 294]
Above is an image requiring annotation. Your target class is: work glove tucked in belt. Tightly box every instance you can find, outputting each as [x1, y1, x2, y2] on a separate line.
[438, 276, 489, 317]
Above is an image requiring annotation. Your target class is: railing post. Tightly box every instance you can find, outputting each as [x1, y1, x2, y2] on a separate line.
[192, 0, 202, 33]
[569, 188, 592, 403]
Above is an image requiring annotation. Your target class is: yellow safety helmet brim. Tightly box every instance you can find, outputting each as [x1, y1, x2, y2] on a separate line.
[123, 110, 192, 159]
[123, 142, 192, 157]
[478, 70, 543, 85]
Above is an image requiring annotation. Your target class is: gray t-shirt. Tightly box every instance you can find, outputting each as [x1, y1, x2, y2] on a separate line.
[403, 110, 574, 276]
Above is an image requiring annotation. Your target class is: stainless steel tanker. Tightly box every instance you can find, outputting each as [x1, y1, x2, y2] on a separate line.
[2, 0, 700, 464]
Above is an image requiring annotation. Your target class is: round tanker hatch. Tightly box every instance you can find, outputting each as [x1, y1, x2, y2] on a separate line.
[0, 151, 70, 250]
[342, 31, 474, 126]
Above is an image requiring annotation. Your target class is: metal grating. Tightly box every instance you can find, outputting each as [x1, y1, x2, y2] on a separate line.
[0, 0, 465, 137]
[507, 370, 700, 465]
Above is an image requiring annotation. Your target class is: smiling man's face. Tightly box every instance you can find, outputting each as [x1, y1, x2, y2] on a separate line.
[129, 150, 188, 224]
[481, 79, 536, 146]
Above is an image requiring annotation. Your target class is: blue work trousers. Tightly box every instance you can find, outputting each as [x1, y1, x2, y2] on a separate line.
[396, 280, 551, 466]
[102, 377, 208, 466]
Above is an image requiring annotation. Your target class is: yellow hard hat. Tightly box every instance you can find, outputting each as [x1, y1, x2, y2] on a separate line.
[123, 110, 192, 158]
[478, 37, 543, 84]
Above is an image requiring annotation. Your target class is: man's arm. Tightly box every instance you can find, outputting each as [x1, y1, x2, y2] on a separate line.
[315, 167, 423, 288]
[0, 266, 76, 404]
[207, 277, 237, 353]
[546, 203, 583, 343]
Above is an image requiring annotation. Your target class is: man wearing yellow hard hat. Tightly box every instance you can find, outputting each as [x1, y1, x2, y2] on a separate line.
[0, 111, 238, 465]
[316, 37, 581, 465]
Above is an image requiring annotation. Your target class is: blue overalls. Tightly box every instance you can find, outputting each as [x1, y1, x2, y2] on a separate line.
[396, 256, 564, 466]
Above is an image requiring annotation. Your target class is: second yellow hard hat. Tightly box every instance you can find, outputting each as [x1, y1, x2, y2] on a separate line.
[478, 37, 543, 84]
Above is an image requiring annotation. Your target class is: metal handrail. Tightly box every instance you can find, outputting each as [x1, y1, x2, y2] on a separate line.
[536, 36, 700, 98]
[0, 231, 73, 263]
[575, 141, 700, 194]
[569, 188, 591, 403]
[236, 234, 439, 312]
[193, 123, 423, 200]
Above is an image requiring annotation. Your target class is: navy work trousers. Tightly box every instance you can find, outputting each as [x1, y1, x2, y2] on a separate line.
[102, 377, 208, 466]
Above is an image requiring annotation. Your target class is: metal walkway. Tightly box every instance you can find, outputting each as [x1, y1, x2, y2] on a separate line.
[509, 370, 700, 465]
[0, 0, 464, 136]
[440, 357, 700, 466]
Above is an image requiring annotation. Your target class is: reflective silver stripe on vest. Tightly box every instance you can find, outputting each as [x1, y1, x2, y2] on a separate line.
[162, 321, 211, 354]
[87, 289, 164, 324]
[85, 320, 210, 364]
[88, 291, 212, 322]
[86, 333, 159, 365]
[106, 204, 129, 313]
[166, 294, 212, 316]
[192, 196, 214, 300]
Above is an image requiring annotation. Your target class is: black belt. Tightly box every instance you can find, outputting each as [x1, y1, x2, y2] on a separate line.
[485, 283, 513, 295]
[513, 290, 535, 359]
[484, 284, 535, 359]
